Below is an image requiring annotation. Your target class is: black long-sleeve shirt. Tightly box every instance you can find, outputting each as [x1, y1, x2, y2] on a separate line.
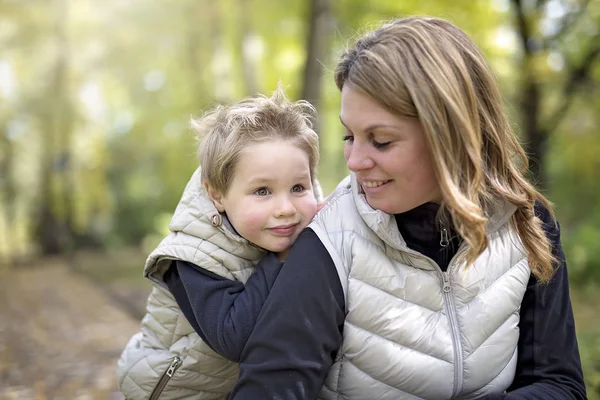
[164, 252, 284, 362]
[497, 205, 586, 399]
[166, 202, 586, 399]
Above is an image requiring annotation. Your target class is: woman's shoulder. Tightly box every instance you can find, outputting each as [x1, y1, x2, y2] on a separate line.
[314, 176, 355, 218]
[323, 175, 353, 203]
[533, 200, 560, 244]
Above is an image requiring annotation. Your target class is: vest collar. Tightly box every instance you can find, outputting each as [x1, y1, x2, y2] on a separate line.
[350, 173, 517, 251]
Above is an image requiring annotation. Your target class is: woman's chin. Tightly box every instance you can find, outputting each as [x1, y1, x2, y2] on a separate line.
[365, 198, 412, 214]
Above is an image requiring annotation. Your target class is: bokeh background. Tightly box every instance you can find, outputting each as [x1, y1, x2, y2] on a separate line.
[1, 0, 599, 398]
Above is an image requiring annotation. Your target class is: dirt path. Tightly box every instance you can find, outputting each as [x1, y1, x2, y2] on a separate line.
[0, 258, 142, 399]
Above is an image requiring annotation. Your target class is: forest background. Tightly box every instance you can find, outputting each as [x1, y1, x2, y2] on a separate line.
[1, 0, 600, 397]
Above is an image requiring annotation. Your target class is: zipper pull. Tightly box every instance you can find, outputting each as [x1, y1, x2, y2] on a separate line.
[166, 356, 182, 377]
[442, 271, 451, 293]
[440, 225, 450, 248]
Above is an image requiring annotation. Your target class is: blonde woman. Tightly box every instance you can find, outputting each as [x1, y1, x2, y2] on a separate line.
[220, 17, 586, 399]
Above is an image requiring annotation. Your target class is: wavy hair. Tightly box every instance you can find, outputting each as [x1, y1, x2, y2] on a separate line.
[192, 85, 319, 196]
[335, 16, 557, 283]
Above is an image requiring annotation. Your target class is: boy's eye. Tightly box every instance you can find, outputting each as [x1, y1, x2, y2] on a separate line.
[291, 184, 305, 193]
[342, 135, 354, 142]
[254, 188, 270, 196]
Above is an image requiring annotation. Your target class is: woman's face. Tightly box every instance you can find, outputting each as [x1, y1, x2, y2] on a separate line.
[340, 85, 441, 214]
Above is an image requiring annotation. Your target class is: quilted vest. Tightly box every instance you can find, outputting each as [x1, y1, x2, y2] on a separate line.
[312, 175, 530, 400]
[117, 167, 265, 399]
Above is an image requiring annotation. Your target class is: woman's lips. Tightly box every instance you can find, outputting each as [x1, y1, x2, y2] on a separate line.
[360, 179, 392, 194]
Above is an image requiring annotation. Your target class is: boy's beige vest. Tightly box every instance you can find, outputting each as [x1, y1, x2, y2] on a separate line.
[116, 167, 265, 399]
[312, 175, 530, 400]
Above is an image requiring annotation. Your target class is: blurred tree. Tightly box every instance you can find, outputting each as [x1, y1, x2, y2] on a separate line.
[301, 0, 333, 134]
[183, 1, 210, 108]
[237, 0, 259, 96]
[510, 0, 600, 189]
[35, 0, 76, 254]
[0, 126, 16, 263]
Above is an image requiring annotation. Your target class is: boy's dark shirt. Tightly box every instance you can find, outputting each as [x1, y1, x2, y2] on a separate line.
[165, 202, 586, 399]
[164, 252, 284, 362]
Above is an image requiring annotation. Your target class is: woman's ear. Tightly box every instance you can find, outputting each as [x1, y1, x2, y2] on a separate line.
[204, 182, 226, 212]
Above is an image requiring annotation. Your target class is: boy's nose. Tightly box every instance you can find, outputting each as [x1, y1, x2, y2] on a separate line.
[275, 195, 296, 217]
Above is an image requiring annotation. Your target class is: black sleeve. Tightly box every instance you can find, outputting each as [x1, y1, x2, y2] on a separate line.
[230, 228, 346, 399]
[163, 252, 283, 362]
[488, 203, 586, 399]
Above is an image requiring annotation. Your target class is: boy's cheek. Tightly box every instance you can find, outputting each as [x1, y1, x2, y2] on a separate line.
[300, 199, 319, 224]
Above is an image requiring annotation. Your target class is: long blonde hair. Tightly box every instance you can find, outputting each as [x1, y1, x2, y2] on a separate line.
[335, 16, 556, 283]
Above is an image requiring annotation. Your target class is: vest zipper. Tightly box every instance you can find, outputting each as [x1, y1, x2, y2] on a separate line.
[440, 221, 451, 271]
[440, 223, 450, 248]
[441, 271, 464, 397]
[149, 356, 182, 400]
[380, 223, 465, 396]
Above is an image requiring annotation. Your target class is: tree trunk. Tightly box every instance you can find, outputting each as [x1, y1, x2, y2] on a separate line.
[184, 1, 207, 109]
[238, 0, 258, 96]
[521, 71, 548, 188]
[511, 0, 547, 188]
[36, 0, 73, 255]
[210, 3, 233, 103]
[0, 128, 16, 264]
[301, 0, 333, 135]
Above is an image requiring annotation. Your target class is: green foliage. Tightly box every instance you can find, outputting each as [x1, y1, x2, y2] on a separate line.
[0, 0, 598, 269]
[564, 218, 600, 284]
[547, 95, 600, 284]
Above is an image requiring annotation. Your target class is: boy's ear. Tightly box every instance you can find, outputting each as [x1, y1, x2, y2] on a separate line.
[204, 182, 226, 212]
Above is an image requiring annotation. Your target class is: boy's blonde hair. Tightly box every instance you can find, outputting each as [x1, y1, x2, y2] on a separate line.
[335, 16, 556, 283]
[193, 86, 320, 195]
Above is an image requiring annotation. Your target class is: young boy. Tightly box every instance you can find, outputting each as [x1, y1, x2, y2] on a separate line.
[117, 87, 321, 399]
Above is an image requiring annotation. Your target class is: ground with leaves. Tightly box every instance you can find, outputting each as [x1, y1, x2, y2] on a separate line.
[0, 255, 148, 399]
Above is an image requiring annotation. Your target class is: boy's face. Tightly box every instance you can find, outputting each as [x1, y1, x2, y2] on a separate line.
[208, 140, 318, 253]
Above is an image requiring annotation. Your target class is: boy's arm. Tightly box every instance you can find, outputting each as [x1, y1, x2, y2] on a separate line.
[163, 252, 283, 362]
[230, 229, 345, 399]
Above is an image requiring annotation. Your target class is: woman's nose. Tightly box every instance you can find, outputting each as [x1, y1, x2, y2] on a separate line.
[345, 143, 374, 171]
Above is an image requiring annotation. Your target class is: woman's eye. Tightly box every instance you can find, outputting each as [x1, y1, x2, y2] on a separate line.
[373, 140, 391, 149]
[291, 184, 305, 193]
[342, 135, 354, 142]
[254, 188, 270, 196]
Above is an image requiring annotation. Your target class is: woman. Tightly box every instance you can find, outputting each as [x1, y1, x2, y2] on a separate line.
[228, 17, 586, 399]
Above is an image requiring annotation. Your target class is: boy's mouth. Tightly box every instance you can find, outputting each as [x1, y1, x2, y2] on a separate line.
[268, 223, 299, 237]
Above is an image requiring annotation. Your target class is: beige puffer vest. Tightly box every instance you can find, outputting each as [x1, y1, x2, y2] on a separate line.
[312, 175, 530, 400]
[116, 167, 265, 399]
